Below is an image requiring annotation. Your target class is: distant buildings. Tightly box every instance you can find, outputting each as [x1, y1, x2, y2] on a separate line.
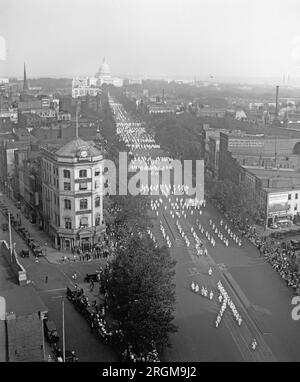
[71, 77, 100, 98]
[72, 58, 123, 98]
[213, 131, 300, 227]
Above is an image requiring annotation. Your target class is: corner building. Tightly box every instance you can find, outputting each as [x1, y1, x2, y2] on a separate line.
[41, 137, 105, 251]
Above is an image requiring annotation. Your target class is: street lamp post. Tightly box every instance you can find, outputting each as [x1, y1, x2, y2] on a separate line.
[62, 298, 66, 362]
[8, 213, 13, 262]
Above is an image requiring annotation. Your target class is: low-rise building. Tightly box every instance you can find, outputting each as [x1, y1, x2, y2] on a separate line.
[242, 167, 300, 227]
[0, 284, 48, 362]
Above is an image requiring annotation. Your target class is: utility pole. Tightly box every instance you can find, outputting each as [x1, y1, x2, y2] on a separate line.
[275, 136, 277, 169]
[62, 298, 66, 362]
[8, 213, 13, 262]
[41, 318, 46, 361]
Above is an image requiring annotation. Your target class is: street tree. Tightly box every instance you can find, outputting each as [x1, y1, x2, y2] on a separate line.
[101, 235, 177, 355]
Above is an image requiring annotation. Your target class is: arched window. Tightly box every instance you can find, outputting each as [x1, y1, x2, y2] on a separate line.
[293, 142, 300, 155]
[80, 199, 88, 210]
[95, 196, 100, 207]
[63, 169, 70, 178]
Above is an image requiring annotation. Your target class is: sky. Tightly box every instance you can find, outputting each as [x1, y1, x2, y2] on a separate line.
[1, 0, 300, 81]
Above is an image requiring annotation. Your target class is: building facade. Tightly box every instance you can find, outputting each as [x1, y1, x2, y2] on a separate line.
[41, 137, 105, 250]
[71, 77, 101, 98]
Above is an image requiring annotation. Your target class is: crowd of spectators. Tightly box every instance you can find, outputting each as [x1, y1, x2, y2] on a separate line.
[212, 200, 300, 293]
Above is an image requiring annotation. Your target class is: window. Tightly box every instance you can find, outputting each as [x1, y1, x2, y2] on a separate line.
[80, 199, 88, 209]
[79, 169, 87, 178]
[79, 182, 87, 190]
[64, 199, 71, 210]
[95, 215, 101, 226]
[63, 169, 70, 178]
[80, 217, 88, 227]
[296, 193, 298, 200]
[295, 204, 298, 211]
[95, 169, 100, 176]
[95, 196, 100, 207]
[95, 180, 99, 189]
[64, 182, 71, 191]
[288, 194, 291, 200]
[65, 218, 72, 229]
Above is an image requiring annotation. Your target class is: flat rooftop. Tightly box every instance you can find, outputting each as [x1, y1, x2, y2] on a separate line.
[243, 167, 300, 179]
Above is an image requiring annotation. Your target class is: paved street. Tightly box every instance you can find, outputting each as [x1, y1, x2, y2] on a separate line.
[0, 198, 117, 362]
[3, 99, 300, 362]
[110, 98, 300, 362]
[151, 194, 300, 361]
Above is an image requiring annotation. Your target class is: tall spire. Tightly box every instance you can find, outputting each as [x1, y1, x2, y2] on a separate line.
[23, 62, 29, 92]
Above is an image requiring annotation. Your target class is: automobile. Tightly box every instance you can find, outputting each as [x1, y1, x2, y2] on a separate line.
[21, 230, 30, 240]
[1, 223, 8, 231]
[52, 345, 78, 362]
[24, 234, 32, 243]
[17, 226, 26, 237]
[65, 350, 79, 362]
[269, 224, 278, 229]
[10, 217, 16, 226]
[28, 240, 37, 250]
[84, 273, 98, 283]
[20, 249, 30, 258]
[26, 238, 34, 248]
[44, 320, 59, 343]
[32, 243, 43, 256]
[15, 201, 21, 210]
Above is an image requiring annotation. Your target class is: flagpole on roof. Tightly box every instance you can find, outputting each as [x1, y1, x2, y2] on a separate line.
[75, 101, 79, 138]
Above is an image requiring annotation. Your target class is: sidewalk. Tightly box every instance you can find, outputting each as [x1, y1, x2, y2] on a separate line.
[0, 193, 104, 265]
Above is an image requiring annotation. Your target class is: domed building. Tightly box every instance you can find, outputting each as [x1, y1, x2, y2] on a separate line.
[40, 137, 105, 251]
[95, 58, 123, 87]
[95, 58, 114, 85]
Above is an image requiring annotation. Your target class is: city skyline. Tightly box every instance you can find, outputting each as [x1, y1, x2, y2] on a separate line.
[1, 0, 300, 81]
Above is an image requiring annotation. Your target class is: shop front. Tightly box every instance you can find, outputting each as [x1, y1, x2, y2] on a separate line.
[267, 192, 291, 228]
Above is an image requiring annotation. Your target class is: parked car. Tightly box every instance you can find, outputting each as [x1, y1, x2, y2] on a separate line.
[32, 243, 43, 256]
[1, 223, 8, 231]
[20, 249, 30, 258]
[44, 320, 59, 343]
[29, 240, 37, 250]
[84, 273, 99, 283]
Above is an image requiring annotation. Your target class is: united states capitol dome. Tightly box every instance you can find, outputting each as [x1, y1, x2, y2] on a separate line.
[96, 58, 111, 76]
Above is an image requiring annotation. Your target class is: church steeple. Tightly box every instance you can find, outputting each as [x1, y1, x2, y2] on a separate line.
[23, 63, 29, 92]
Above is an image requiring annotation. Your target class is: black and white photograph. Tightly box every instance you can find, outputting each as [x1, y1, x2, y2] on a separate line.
[0, 0, 300, 368]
